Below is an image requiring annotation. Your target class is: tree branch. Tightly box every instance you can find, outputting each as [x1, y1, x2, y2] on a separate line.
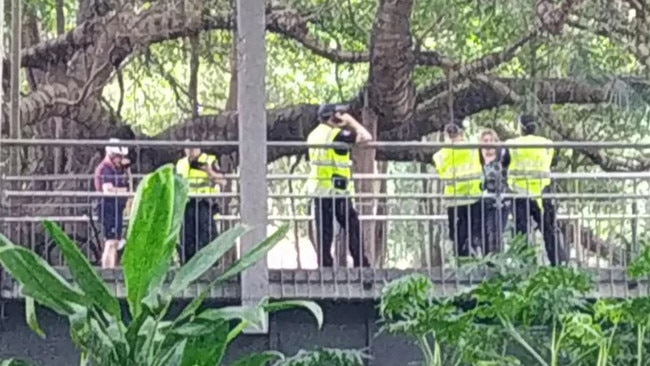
[136, 77, 633, 169]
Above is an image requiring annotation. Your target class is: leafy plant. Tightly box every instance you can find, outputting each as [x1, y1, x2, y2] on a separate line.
[0, 165, 362, 366]
[377, 236, 650, 366]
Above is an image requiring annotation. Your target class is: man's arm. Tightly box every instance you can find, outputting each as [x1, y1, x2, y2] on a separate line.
[205, 160, 227, 186]
[338, 113, 372, 143]
[102, 182, 128, 193]
[99, 167, 128, 193]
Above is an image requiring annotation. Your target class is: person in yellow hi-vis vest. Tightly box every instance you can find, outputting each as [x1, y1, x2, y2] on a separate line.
[176, 142, 225, 263]
[432, 124, 483, 258]
[503, 114, 566, 266]
[306, 104, 372, 268]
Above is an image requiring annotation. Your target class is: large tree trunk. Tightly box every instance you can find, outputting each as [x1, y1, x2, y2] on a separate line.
[367, 0, 415, 130]
[352, 95, 379, 267]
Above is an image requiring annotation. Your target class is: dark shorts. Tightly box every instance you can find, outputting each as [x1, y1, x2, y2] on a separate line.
[102, 211, 124, 240]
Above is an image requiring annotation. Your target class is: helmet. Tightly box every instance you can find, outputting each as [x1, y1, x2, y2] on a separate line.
[105, 138, 128, 156]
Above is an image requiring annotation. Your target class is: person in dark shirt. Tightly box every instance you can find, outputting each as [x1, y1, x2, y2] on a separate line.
[475, 128, 509, 255]
[306, 104, 372, 267]
[94, 139, 130, 269]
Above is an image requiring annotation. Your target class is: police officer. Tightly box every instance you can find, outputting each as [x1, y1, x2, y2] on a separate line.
[306, 104, 372, 268]
[503, 114, 565, 265]
[175, 143, 225, 262]
[432, 124, 483, 258]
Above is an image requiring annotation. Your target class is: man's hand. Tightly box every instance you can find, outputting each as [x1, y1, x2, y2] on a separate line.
[336, 113, 372, 143]
[331, 112, 348, 126]
[203, 165, 227, 187]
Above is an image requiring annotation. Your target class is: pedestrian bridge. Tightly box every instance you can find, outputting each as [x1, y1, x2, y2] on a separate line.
[1, 170, 648, 299]
[2, 142, 650, 364]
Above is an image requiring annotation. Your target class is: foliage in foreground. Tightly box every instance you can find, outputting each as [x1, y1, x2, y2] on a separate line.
[0, 165, 365, 366]
[379, 238, 650, 366]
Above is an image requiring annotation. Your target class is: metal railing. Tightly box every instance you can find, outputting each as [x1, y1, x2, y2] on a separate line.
[1, 139, 648, 297]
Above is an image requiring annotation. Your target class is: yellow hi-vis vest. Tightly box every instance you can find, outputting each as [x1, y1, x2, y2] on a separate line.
[175, 153, 220, 195]
[507, 135, 553, 196]
[306, 124, 353, 195]
[432, 147, 482, 207]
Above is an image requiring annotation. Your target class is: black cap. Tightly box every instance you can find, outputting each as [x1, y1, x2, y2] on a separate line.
[517, 114, 538, 134]
[444, 123, 464, 136]
[317, 103, 350, 121]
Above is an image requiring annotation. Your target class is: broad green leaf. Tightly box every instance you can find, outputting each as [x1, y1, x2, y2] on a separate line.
[154, 338, 187, 366]
[230, 351, 284, 366]
[169, 225, 248, 296]
[42, 221, 121, 319]
[197, 304, 268, 331]
[0, 359, 34, 366]
[123, 165, 177, 318]
[216, 225, 289, 282]
[264, 300, 324, 330]
[0, 238, 87, 315]
[68, 308, 92, 354]
[175, 225, 289, 323]
[142, 258, 174, 316]
[165, 174, 189, 249]
[179, 320, 230, 366]
[25, 297, 45, 339]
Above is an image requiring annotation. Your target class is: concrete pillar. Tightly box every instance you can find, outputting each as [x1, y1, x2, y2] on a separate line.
[237, 0, 269, 334]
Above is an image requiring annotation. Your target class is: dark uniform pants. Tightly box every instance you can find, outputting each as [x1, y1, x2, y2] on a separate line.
[181, 198, 219, 263]
[314, 197, 370, 267]
[512, 186, 561, 265]
[474, 198, 509, 255]
[447, 203, 483, 257]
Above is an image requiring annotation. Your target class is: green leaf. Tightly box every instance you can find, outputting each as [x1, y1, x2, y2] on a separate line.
[42, 221, 121, 320]
[122, 164, 178, 318]
[179, 320, 230, 366]
[0, 237, 87, 315]
[174, 225, 289, 324]
[25, 297, 45, 339]
[154, 338, 187, 366]
[230, 351, 284, 366]
[264, 300, 324, 330]
[169, 225, 248, 296]
[216, 225, 289, 282]
[166, 174, 189, 248]
[0, 359, 34, 366]
[197, 303, 268, 331]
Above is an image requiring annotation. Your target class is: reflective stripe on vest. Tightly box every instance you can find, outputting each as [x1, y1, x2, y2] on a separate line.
[432, 147, 482, 206]
[306, 124, 353, 194]
[176, 153, 219, 194]
[507, 135, 553, 195]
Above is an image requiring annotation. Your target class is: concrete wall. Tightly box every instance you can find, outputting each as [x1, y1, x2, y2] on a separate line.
[0, 299, 421, 366]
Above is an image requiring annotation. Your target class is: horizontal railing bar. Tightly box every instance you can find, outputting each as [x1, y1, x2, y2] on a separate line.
[5, 172, 650, 181]
[5, 190, 650, 200]
[2, 138, 650, 149]
[1, 213, 647, 223]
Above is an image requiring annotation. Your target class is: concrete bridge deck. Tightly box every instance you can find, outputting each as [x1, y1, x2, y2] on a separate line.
[0, 266, 647, 366]
[1, 267, 646, 300]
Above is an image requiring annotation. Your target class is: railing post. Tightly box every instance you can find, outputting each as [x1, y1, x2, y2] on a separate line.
[237, 0, 269, 334]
